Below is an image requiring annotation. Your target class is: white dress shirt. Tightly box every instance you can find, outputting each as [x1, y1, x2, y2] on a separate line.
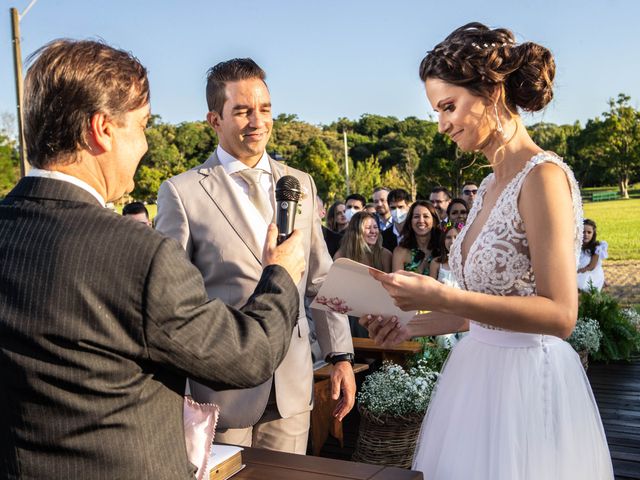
[216, 146, 274, 249]
[27, 168, 106, 207]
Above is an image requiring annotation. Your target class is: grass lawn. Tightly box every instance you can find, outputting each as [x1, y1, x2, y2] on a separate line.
[583, 198, 640, 261]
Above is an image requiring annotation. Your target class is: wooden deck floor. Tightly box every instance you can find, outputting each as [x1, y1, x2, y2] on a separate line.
[318, 359, 640, 479]
[588, 358, 640, 480]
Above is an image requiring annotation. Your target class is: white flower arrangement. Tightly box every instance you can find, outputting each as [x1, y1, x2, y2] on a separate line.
[622, 308, 640, 332]
[567, 317, 603, 354]
[357, 360, 439, 416]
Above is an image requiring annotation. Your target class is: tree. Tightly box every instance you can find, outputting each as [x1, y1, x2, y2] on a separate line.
[290, 137, 343, 200]
[600, 94, 640, 198]
[0, 134, 19, 197]
[420, 132, 486, 197]
[349, 156, 382, 200]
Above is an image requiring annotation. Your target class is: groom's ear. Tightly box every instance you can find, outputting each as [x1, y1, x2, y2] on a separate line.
[207, 111, 221, 131]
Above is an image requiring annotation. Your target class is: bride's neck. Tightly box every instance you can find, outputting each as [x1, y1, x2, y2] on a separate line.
[481, 116, 542, 183]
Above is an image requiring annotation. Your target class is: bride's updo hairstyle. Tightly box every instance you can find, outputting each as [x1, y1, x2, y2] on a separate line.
[419, 22, 555, 113]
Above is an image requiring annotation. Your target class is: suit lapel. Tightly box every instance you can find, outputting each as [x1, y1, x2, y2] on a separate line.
[198, 152, 263, 264]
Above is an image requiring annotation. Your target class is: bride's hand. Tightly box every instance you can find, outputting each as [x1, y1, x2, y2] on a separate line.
[369, 269, 444, 311]
[359, 315, 412, 347]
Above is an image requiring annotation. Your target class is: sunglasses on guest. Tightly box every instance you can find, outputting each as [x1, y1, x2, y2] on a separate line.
[463, 189, 478, 195]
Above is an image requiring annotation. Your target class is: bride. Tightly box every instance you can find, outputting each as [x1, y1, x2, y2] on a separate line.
[361, 23, 613, 479]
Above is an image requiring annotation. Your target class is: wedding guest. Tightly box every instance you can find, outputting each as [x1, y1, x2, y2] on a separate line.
[383, 188, 411, 252]
[324, 200, 348, 257]
[316, 195, 327, 220]
[334, 211, 392, 272]
[391, 200, 440, 275]
[364, 202, 376, 215]
[429, 186, 451, 222]
[327, 201, 348, 233]
[345, 193, 366, 224]
[461, 181, 479, 209]
[577, 218, 608, 291]
[334, 211, 391, 337]
[122, 201, 152, 226]
[429, 222, 462, 288]
[361, 22, 612, 479]
[372, 186, 392, 231]
[446, 198, 469, 224]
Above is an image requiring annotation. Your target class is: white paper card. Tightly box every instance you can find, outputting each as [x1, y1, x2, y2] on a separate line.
[311, 258, 416, 325]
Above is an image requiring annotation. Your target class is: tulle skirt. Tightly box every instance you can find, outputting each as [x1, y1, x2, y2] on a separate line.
[412, 323, 614, 479]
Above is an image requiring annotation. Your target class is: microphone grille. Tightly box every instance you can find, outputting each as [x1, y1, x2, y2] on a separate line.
[275, 175, 302, 201]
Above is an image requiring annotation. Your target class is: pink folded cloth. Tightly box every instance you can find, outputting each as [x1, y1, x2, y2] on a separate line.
[183, 396, 220, 480]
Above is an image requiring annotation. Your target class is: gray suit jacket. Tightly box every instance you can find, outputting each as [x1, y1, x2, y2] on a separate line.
[156, 152, 353, 428]
[0, 177, 299, 479]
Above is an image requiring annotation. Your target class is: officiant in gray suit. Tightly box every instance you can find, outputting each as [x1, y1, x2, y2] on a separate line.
[0, 40, 306, 479]
[156, 58, 355, 454]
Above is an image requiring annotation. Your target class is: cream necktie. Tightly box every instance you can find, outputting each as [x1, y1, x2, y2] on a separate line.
[236, 169, 272, 223]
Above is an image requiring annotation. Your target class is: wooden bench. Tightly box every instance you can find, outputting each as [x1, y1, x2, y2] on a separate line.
[591, 191, 619, 202]
[352, 337, 423, 367]
[311, 363, 369, 456]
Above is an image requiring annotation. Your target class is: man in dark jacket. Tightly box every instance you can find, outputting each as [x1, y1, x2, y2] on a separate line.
[0, 39, 305, 479]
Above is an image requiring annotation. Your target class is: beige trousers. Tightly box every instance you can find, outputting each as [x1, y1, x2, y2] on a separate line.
[215, 404, 310, 455]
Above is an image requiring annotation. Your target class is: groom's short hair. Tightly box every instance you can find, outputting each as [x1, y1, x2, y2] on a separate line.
[206, 58, 267, 116]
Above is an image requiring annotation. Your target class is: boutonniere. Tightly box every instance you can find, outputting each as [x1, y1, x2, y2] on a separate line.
[296, 185, 309, 216]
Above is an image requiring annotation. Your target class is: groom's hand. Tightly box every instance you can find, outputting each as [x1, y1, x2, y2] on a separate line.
[331, 362, 355, 421]
[360, 315, 412, 347]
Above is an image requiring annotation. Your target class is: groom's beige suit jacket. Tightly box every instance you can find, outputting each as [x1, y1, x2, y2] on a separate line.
[155, 151, 353, 428]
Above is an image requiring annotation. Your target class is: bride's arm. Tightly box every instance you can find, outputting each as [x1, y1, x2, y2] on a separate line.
[369, 163, 578, 342]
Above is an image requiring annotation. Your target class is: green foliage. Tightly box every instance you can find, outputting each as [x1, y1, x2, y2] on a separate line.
[0, 134, 19, 197]
[132, 119, 217, 201]
[569, 94, 640, 196]
[583, 199, 640, 260]
[567, 317, 603, 353]
[357, 360, 439, 416]
[290, 137, 343, 200]
[578, 287, 640, 362]
[407, 337, 452, 373]
[349, 156, 382, 199]
[127, 94, 640, 206]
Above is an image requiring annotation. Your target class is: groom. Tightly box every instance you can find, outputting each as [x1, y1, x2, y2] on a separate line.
[156, 58, 355, 454]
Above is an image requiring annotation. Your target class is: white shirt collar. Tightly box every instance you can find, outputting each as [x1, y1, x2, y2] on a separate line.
[216, 145, 271, 175]
[27, 168, 106, 207]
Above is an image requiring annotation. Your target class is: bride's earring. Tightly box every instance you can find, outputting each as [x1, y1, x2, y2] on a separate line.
[494, 104, 509, 142]
[494, 104, 504, 135]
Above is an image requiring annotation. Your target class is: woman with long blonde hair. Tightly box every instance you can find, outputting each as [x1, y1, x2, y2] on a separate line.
[334, 211, 391, 272]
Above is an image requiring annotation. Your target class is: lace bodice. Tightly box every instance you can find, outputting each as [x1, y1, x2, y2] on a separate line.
[449, 152, 583, 327]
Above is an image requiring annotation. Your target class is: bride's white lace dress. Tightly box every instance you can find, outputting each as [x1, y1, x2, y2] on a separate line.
[412, 152, 614, 479]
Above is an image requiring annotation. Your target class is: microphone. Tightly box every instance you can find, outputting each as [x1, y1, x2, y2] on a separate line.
[275, 175, 302, 245]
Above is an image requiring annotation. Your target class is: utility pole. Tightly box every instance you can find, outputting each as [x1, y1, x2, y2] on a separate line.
[343, 129, 350, 196]
[11, 7, 28, 177]
[11, 1, 39, 178]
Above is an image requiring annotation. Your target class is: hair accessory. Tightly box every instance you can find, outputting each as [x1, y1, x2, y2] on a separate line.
[439, 221, 465, 232]
[470, 40, 515, 50]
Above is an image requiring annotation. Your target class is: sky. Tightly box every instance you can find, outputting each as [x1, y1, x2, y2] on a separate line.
[2, 0, 640, 133]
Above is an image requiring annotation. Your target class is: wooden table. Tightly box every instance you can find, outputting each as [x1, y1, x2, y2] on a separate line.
[352, 338, 422, 366]
[311, 363, 369, 456]
[234, 446, 424, 479]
